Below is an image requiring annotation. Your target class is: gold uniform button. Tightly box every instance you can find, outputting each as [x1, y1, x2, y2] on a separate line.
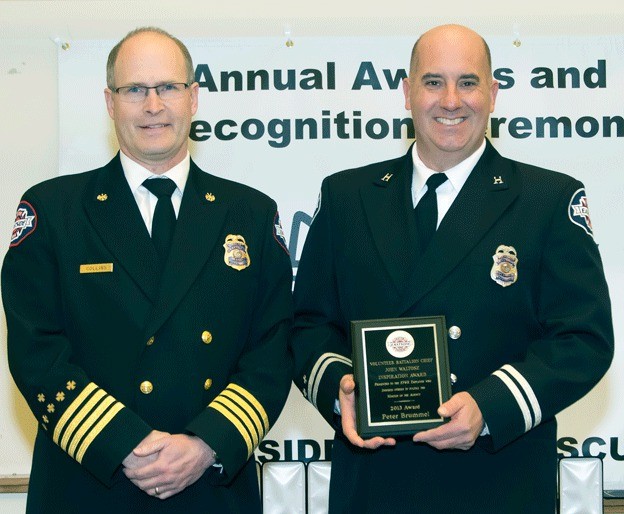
[146, 336, 155, 346]
[204, 378, 213, 390]
[140, 381, 153, 394]
[201, 331, 213, 344]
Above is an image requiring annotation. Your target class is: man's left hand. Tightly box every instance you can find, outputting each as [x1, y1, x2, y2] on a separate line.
[123, 434, 216, 499]
[412, 392, 483, 450]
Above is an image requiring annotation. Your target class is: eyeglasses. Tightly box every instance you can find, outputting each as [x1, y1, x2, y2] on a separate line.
[113, 83, 190, 103]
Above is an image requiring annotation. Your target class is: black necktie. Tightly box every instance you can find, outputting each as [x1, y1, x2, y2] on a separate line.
[142, 177, 177, 265]
[415, 173, 448, 251]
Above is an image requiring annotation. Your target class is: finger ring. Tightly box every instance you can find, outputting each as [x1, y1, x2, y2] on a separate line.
[154, 487, 160, 495]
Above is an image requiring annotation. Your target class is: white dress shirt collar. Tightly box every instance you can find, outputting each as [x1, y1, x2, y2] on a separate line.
[120, 151, 190, 196]
[119, 151, 190, 233]
[411, 141, 486, 208]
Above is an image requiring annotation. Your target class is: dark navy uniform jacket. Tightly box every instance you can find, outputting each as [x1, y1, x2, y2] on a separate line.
[2, 155, 293, 514]
[291, 141, 613, 514]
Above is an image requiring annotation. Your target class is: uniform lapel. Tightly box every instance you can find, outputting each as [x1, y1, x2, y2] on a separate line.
[83, 155, 160, 302]
[359, 148, 419, 293]
[143, 161, 228, 337]
[398, 142, 519, 315]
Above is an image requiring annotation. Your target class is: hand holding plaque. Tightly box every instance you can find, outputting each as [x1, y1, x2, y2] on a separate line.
[351, 316, 452, 437]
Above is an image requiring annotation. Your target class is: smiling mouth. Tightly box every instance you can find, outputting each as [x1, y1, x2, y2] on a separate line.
[436, 117, 465, 126]
[141, 124, 169, 129]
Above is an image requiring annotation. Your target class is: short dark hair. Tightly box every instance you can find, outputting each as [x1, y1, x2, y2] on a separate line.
[106, 27, 194, 89]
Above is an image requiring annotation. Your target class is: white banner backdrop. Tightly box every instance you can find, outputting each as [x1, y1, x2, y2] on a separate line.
[58, 35, 624, 492]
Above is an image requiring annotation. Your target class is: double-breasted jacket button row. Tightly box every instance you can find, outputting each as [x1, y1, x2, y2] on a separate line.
[139, 330, 214, 394]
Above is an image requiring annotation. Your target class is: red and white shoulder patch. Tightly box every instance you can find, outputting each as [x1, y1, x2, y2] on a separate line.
[568, 188, 593, 238]
[10, 201, 37, 247]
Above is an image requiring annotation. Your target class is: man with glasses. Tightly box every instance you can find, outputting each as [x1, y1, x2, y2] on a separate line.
[2, 27, 293, 513]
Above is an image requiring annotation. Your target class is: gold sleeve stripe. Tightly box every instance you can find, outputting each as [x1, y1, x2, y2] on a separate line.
[227, 384, 269, 431]
[209, 401, 253, 458]
[59, 389, 107, 452]
[54, 382, 98, 444]
[67, 395, 116, 459]
[221, 390, 264, 441]
[75, 402, 124, 464]
[216, 394, 261, 447]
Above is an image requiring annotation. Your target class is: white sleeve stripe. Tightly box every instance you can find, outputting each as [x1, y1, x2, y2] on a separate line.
[308, 353, 352, 407]
[492, 370, 533, 432]
[501, 364, 542, 426]
[308, 353, 351, 399]
[309, 353, 352, 407]
[311, 356, 352, 408]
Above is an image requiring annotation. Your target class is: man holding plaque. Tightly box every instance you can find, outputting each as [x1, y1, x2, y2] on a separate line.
[290, 24, 613, 513]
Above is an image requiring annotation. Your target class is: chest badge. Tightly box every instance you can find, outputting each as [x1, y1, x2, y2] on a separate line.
[224, 234, 251, 271]
[491, 245, 518, 287]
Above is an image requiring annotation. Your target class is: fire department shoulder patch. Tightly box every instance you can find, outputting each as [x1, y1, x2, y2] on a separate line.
[273, 212, 289, 254]
[568, 188, 593, 238]
[10, 201, 37, 247]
